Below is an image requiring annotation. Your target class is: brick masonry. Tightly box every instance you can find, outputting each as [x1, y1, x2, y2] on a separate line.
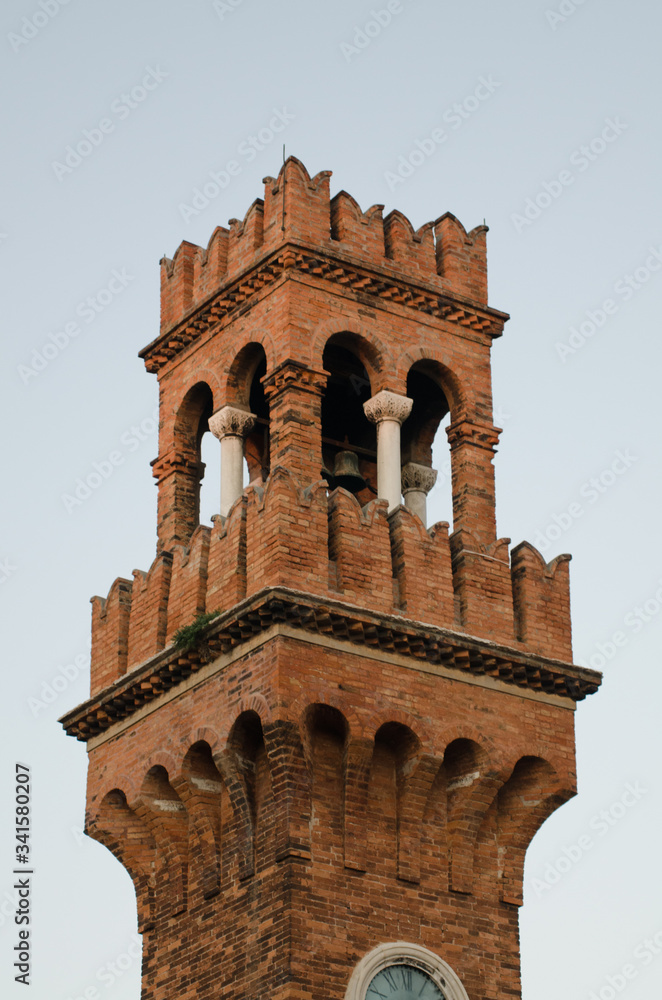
[62, 157, 601, 1000]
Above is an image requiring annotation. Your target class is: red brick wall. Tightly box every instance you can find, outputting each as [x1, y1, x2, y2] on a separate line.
[78, 158, 585, 1000]
[86, 636, 577, 1000]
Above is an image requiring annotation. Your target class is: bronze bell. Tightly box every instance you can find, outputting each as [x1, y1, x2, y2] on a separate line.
[331, 450, 366, 492]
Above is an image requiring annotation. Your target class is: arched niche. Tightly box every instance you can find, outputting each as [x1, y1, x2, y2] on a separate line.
[402, 361, 454, 527]
[321, 334, 378, 504]
[226, 342, 270, 484]
[173, 381, 214, 539]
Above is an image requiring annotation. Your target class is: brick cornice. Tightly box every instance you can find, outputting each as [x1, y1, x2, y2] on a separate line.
[60, 587, 601, 742]
[140, 243, 510, 375]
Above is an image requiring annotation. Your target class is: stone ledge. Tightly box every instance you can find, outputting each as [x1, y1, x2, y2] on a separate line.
[60, 586, 601, 742]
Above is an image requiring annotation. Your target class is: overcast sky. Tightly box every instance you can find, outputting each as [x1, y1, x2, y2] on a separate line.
[2, 1, 661, 998]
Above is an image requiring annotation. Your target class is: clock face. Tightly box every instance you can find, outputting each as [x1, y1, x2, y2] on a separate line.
[366, 964, 447, 1000]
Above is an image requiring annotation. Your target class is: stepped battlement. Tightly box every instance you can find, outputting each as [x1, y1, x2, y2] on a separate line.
[156, 157, 491, 340]
[88, 467, 576, 699]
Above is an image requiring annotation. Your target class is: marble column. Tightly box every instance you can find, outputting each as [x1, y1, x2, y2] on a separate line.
[401, 463, 438, 527]
[208, 406, 256, 517]
[363, 390, 413, 511]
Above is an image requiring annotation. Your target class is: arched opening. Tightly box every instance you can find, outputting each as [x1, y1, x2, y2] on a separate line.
[199, 431, 220, 526]
[173, 382, 214, 536]
[403, 362, 453, 527]
[245, 352, 269, 484]
[227, 343, 270, 487]
[321, 336, 377, 504]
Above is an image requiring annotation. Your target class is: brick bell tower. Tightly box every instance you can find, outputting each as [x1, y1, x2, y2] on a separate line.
[62, 157, 601, 1000]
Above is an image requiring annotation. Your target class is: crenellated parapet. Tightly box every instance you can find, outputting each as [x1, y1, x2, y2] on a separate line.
[89, 577, 132, 690]
[83, 466, 588, 703]
[434, 213, 488, 305]
[511, 542, 573, 662]
[154, 156, 495, 341]
[330, 191, 385, 263]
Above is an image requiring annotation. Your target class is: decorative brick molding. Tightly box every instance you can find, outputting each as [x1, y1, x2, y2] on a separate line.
[61, 586, 601, 742]
[143, 247, 508, 375]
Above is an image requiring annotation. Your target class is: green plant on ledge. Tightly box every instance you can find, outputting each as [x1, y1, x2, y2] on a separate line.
[172, 610, 221, 660]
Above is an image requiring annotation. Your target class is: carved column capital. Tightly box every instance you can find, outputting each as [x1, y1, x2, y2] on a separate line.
[363, 390, 413, 426]
[208, 406, 256, 441]
[401, 463, 438, 495]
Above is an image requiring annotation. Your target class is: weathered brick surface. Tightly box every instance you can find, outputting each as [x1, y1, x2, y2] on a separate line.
[205, 497, 247, 612]
[511, 543, 573, 662]
[328, 492, 393, 611]
[165, 526, 210, 644]
[388, 507, 455, 625]
[434, 213, 488, 305]
[451, 533, 516, 646]
[126, 553, 172, 670]
[73, 157, 595, 1000]
[244, 473, 329, 596]
[85, 636, 577, 1000]
[89, 578, 132, 697]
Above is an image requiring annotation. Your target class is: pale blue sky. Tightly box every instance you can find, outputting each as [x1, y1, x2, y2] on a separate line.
[2, 2, 661, 998]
